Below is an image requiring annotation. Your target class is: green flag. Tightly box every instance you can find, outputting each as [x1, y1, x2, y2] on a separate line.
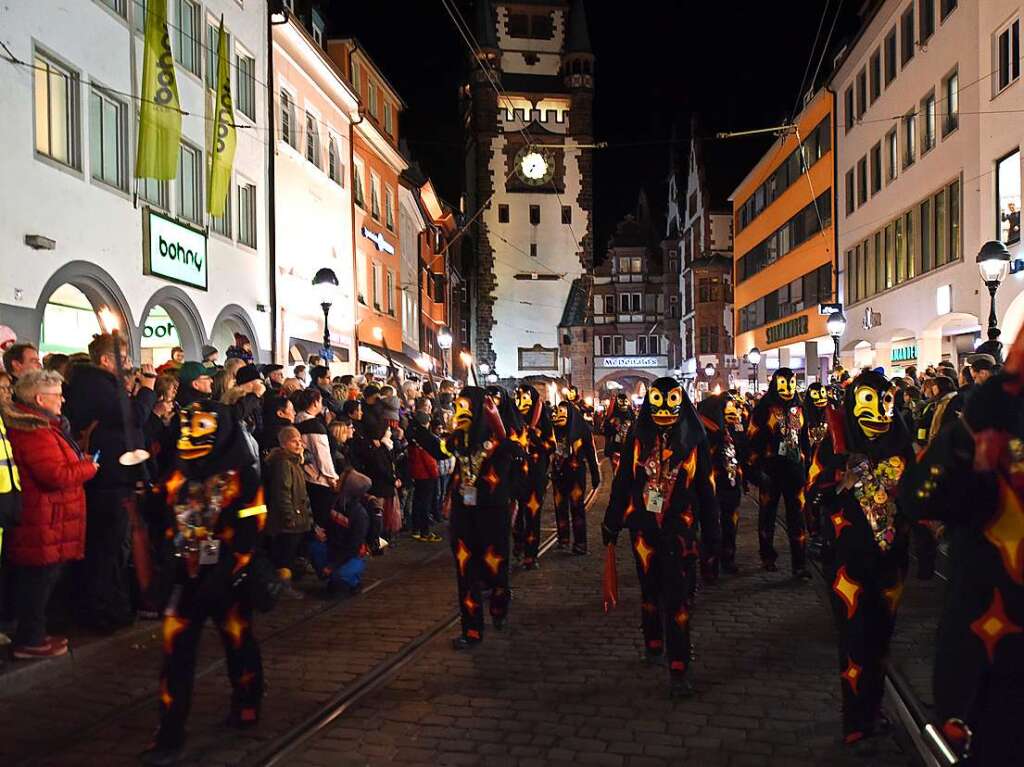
[208, 16, 236, 217]
[136, 0, 181, 180]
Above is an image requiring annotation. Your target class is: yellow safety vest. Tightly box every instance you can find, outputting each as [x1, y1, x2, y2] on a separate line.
[0, 413, 21, 557]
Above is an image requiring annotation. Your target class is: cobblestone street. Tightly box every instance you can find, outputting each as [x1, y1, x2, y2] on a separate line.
[0, 475, 921, 766]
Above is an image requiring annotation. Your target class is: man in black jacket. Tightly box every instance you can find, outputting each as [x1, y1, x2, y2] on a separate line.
[310, 365, 344, 418]
[65, 333, 156, 630]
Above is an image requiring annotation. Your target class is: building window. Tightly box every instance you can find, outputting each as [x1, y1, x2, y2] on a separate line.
[845, 169, 855, 215]
[921, 198, 933, 273]
[385, 185, 395, 230]
[368, 81, 378, 117]
[132, 0, 147, 34]
[885, 27, 897, 85]
[371, 262, 381, 309]
[210, 183, 231, 237]
[386, 270, 395, 315]
[699, 326, 719, 355]
[370, 174, 381, 219]
[89, 87, 126, 190]
[920, 0, 935, 43]
[328, 138, 341, 184]
[997, 19, 1020, 93]
[940, 0, 957, 21]
[305, 112, 320, 167]
[949, 178, 961, 262]
[280, 90, 295, 148]
[871, 142, 882, 195]
[943, 68, 959, 135]
[637, 335, 647, 355]
[175, 0, 201, 77]
[561, 205, 571, 224]
[601, 336, 611, 355]
[997, 150, 1021, 244]
[138, 176, 167, 209]
[176, 142, 202, 224]
[498, 204, 509, 223]
[100, 0, 127, 17]
[353, 160, 365, 207]
[383, 102, 393, 135]
[613, 335, 624, 355]
[236, 52, 256, 120]
[238, 181, 256, 247]
[312, 24, 322, 47]
[902, 111, 916, 168]
[856, 68, 867, 118]
[206, 21, 228, 91]
[922, 91, 936, 153]
[530, 243, 538, 258]
[529, 204, 540, 225]
[844, 86, 854, 131]
[900, 6, 915, 67]
[603, 295, 614, 315]
[886, 128, 898, 182]
[870, 49, 881, 103]
[857, 156, 868, 207]
[935, 186, 947, 267]
[33, 52, 80, 169]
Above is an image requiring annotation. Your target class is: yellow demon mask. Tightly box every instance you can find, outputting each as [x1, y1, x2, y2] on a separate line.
[647, 377, 684, 427]
[516, 387, 533, 415]
[724, 397, 741, 425]
[177, 404, 219, 460]
[453, 396, 474, 433]
[552, 403, 569, 427]
[808, 382, 828, 409]
[772, 369, 797, 402]
[851, 375, 895, 439]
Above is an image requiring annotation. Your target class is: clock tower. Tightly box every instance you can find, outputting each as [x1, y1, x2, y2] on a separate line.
[463, 0, 595, 379]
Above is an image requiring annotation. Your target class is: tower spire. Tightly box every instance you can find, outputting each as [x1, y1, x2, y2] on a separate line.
[566, 0, 592, 54]
[475, 0, 497, 51]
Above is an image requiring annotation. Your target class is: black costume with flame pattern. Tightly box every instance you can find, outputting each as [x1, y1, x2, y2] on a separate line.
[448, 388, 525, 649]
[602, 377, 720, 697]
[697, 394, 744, 573]
[512, 384, 555, 568]
[551, 400, 600, 553]
[145, 401, 267, 759]
[746, 368, 809, 575]
[806, 371, 913, 744]
[602, 393, 636, 473]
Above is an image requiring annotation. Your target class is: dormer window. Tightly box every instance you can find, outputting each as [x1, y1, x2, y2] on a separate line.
[507, 11, 554, 39]
[312, 24, 323, 47]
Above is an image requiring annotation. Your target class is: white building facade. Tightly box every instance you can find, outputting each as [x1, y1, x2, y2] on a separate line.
[272, 14, 358, 373]
[833, 0, 982, 373]
[1, 0, 270, 364]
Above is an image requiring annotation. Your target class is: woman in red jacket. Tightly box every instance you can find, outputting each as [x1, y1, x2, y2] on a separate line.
[6, 370, 97, 659]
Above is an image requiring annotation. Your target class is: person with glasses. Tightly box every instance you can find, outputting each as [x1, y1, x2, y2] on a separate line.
[5, 370, 98, 658]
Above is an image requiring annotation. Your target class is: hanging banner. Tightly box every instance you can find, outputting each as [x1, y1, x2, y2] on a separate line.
[136, 0, 181, 180]
[207, 15, 236, 216]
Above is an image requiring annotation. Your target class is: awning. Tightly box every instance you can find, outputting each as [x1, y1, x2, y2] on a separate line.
[358, 343, 424, 373]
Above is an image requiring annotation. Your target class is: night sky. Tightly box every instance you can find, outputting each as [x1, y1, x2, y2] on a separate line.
[326, 1, 861, 255]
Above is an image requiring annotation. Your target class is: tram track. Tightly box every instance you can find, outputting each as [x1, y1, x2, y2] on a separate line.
[251, 488, 600, 767]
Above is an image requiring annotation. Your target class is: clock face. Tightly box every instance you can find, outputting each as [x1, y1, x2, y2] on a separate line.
[515, 147, 554, 186]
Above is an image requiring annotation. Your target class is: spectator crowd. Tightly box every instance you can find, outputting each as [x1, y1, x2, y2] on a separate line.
[0, 334, 458, 660]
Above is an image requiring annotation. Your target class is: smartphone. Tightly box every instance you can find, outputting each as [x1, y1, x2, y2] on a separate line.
[92, 450, 101, 463]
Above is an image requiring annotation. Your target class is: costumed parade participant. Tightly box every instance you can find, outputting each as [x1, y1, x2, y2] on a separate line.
[801, 381, 831, 539]
[901, 338, 1024, 764]
[746, 368, 811, 578]
[447, 388, 525, 649]
[550, 397, 601, 554]
[143, 399, 269, 764]
[602, 392, 636, 474]
[697, 394, 743, 574]
[602, 377, 720, 698]
[513, 384, 555, 570]
[805, 371, 913, 747]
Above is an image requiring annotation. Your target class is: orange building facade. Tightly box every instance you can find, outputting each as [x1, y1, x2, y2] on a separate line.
[731, 89, 837, 387]
[326, 39, 409, 372]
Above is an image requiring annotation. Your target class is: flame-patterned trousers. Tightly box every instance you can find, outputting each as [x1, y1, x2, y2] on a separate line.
[552, 470, 588, 553]
[450, 504, 511, 642]
[823, 550, 904, 739]
[154, 572, 264, 749]
[513, 462, 549, 565]
[629, 527, 698, 679]
[757, 458, 807, 572]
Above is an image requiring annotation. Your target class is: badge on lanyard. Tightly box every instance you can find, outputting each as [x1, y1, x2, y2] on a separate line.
[199, 539, 221, 565]
[646, 488, 665, 515]
[461, 486, 478, 507]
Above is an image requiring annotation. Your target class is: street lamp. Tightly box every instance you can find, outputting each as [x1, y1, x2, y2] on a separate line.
[704, 362, 716, 378]
[312, 267, 339, 361]
[485, 372, 498, 384]
[748, 346, 761, 393]
[826, 308, 847, 371]
[437, 326, 453, 378]
[479, 362, 491, 375]
[977, 240, 1012, 362]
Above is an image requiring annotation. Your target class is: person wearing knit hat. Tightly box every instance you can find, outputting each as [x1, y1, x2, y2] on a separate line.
[176, 362, 213, 408]
[261, 364, 285, 391]
[234, 364, 262, 386]
[201, 345, 220, 369]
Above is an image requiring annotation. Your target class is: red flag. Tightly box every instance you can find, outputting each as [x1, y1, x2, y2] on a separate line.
[602, 543, 618, 612]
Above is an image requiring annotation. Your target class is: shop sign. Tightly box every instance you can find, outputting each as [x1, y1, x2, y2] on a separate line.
[766, 315, 808, 345]
[891, 344, 917, 363]
[862, 307, 882, 330]
[597, 356, 665, 369]
[142, 314, 181, 348]
[144, 210, 208, 290]
[518, 345, 558, 370]
[361, 226, 395, 256]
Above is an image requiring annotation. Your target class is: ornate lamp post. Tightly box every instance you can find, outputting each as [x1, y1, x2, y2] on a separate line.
[977, 240, 1012, 362]
[437, 326, 453, 378]
[748, 346, 761, 393]
[826, 308, 847, 372]
[312, 267, 339, 361]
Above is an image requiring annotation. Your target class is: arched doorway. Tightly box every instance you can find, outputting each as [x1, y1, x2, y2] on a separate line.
[138, 287, 206, 364]
[39, 284, 102, 356]
[210, 304, 261, 364]
[36, 262, 135, 357]
[595, 370, 656, 406]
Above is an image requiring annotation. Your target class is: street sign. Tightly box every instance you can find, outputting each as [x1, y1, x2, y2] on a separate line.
[818, 302, 842, 315]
